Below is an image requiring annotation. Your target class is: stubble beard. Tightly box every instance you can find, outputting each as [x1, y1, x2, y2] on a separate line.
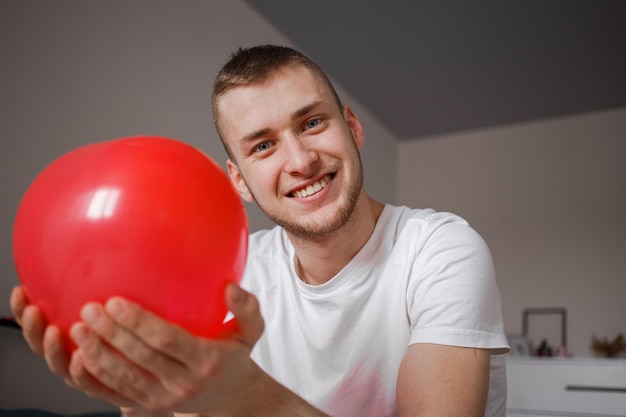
[250, 159, 364, 242]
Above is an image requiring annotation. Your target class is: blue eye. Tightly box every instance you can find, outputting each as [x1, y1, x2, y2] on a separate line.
[254, 141, 272, 152]
[305, 118, 321, 130]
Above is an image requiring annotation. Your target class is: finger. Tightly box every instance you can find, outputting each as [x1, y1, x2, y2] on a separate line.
[103, 297, 202, 365]
[102, 299, 223, 404]
[9, 286, 28, 326]
[20, 304, 47, 354]
[224, 282, 264, 347]
[81, 301, 189, 377]
[70, 320, 159, 406]
[11, 288, 48, 356]
[42, 324, 71, 378]
[68, 348, 139, 408]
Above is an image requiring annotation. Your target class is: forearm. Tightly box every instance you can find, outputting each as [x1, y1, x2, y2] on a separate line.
[119, 408, 172, 417]
[241, 368, 330, 417]
[120, 410, 205, 417]
[250, 368, 329, 417]
[118, 367, 329, 417]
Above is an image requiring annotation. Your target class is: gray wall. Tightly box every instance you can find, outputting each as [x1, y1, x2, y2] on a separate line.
[0, 1, 397, 413]
[5, 0, 623, 414]
[397, 107, 626, 358]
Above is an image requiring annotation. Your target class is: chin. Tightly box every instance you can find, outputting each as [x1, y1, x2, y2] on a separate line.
[280, 201, 357, 239]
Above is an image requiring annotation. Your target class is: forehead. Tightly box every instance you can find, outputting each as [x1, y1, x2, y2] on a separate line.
[216, 65, 335, 139]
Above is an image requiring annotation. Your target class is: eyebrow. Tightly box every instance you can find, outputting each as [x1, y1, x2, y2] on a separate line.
[239, 128, 271, 145]
[237, 100, 325, 145]
[291, 100, 324, 120]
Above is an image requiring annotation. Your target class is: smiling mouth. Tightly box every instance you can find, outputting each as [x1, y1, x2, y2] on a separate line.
[291, 174, 333, 198]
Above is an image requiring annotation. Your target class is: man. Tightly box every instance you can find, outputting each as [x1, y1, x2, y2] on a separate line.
[11, 45, 509, 417]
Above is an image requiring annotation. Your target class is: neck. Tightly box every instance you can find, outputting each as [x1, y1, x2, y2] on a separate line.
[287, 194, 385, 286]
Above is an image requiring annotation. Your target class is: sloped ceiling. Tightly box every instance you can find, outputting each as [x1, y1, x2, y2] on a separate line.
[245, 1, 626, 140]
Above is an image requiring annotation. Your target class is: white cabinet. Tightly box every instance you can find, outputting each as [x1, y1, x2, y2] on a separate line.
[506, 357, 626, 416]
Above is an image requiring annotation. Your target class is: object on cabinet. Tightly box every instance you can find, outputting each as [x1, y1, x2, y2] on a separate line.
[507, 335, 532, 357]
[591, 333, 626, 358]
[522, 307, 567, 355]
[536, 339, 553, 357]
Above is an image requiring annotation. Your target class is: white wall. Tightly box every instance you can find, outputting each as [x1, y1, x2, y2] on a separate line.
[0, 1, 397, 413]
[397, 107, 626, 358]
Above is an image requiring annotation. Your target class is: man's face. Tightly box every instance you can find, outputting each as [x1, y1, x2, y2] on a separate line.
[216, 64, 366, 239]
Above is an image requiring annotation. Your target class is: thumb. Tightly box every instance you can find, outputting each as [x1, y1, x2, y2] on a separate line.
[223, 282, 265, 347]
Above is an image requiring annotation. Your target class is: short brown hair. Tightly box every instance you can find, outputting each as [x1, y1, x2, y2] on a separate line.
[212, 45, 342, 157]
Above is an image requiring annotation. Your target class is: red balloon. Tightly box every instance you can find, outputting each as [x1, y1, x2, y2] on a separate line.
[13, 136, 248, 350]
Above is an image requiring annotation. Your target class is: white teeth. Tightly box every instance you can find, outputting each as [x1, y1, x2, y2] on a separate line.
[293, 175, 331, 198]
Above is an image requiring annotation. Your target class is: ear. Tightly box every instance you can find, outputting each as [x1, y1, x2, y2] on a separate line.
[227, 159, 255, 203]
[343, 105, 365, 150]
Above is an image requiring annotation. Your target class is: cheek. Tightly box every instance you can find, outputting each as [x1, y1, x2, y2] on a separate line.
[239, 165, 278, 202]
[241, 150, 300, 202]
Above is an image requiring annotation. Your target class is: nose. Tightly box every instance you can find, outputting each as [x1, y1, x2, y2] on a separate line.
[282, 135, 318, 175]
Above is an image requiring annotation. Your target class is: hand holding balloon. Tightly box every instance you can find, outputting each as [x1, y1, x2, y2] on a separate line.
[13, 136, 248, 350]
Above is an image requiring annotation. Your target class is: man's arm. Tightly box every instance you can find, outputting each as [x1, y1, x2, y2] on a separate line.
[397, 343, 491, 417]
[11, 285, 329, 417]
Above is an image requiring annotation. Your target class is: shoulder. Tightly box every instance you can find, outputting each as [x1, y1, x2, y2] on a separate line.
[385, 204, 471, 232]
[384, 205, 486, 253]
[247, 225, 289, 257]
[241, 226, 291, 290]
[383, 205, 494, 294]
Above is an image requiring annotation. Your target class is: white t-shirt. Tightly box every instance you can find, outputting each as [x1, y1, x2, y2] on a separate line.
[240, 205, 510, 417]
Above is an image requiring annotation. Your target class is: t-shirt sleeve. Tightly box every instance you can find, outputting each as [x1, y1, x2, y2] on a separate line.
[405, 215, 509, 352]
